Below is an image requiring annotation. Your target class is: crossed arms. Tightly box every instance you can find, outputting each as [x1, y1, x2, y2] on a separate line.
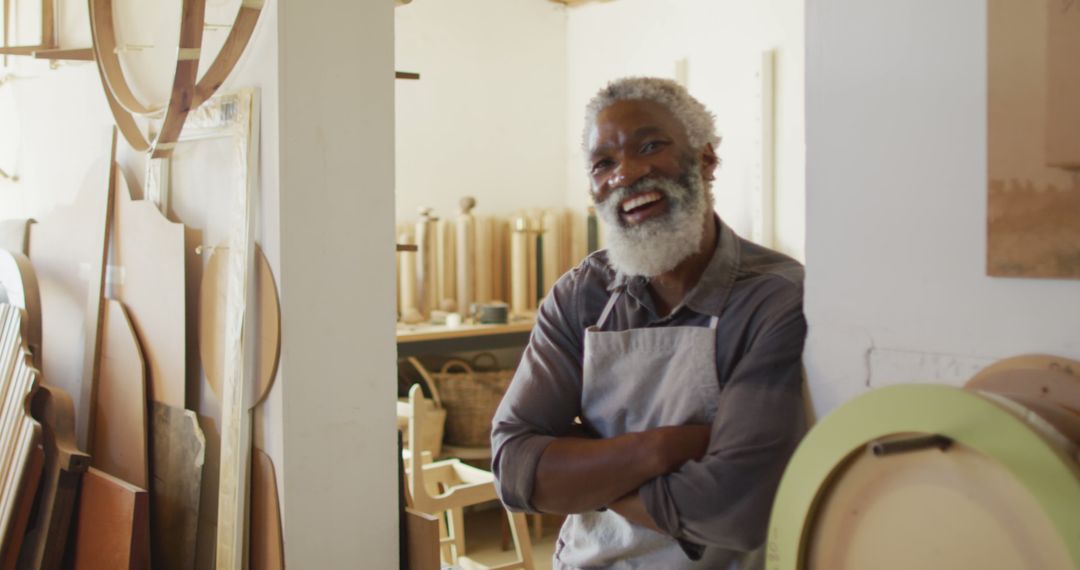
[490, 271, 807, 550]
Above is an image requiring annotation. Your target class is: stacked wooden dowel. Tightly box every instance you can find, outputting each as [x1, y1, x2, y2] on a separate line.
[396, 199, 589, 325]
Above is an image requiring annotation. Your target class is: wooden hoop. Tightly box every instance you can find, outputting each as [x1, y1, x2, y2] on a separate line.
[88, 0, 264, 157]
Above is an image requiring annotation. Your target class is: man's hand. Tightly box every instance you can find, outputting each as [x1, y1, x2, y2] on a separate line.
[608, 491, 663, 533]
[529, 424, 711, 515]
[650, 424, 711, 473]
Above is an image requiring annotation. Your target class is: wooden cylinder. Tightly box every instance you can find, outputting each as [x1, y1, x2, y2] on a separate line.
[510, 216, 531, 317]
[491, 218, 510, 303]
[455, 197, 476, 318]
[415, 208, 438, 319]
[541, 209, 564, 298]
[436, 218, 456, 313]
[398, 230, 422, 324]
[474, 216, 493, 305]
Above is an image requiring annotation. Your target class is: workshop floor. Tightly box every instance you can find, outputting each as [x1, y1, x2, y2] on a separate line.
[456, 507, 561, 570]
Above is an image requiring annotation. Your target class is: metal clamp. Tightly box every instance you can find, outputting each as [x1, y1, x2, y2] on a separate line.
[869, 434, 952, 457]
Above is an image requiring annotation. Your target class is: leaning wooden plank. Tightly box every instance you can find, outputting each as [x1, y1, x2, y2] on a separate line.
[0, 445, 43, 570]
[214, 90, 259, 570]
[249, 449, 283, 570]
[150, 402, 205, 570]
[112, 166, 187, 408]
[71, 468, 149, 570]
[18, 384, 90, 570]
[26, 133, 117, 450]
[92, 301, 148, 489]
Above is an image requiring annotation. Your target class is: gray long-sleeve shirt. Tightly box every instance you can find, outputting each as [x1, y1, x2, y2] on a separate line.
[491, 217, 808, 554]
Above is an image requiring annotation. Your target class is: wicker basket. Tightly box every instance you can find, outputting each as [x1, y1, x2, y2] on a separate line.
[425, 354, 514, 448]
[397, 357, 447, 458]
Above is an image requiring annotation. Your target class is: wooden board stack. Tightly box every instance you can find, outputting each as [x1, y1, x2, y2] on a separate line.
[0, 303, 43, 563]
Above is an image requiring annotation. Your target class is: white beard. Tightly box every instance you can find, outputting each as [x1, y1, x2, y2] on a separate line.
[596, 168, 711, 278]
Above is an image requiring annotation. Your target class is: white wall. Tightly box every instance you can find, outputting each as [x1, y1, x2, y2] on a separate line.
[395, 0, 567, 221]
[564, 0, 805, 260]
[278, 0, 397, 565]
[804, 0, 1080, 415]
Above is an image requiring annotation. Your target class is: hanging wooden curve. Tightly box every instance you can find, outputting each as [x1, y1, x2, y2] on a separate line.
[87, 0, 265, 157]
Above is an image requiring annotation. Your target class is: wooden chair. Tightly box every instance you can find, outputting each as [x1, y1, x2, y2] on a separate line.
[403, 385, 534, 570]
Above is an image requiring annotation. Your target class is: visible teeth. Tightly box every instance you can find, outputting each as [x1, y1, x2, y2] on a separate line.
[621, 192, 662, 213]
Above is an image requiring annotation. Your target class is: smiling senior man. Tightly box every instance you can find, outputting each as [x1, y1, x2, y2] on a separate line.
[491, 77, 808, 569]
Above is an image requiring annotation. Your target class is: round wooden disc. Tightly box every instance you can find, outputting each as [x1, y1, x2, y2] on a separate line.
[198, 244, 281, 408]
[806, 438, 1072, 570]
[766, 385, 1080, 570]
[967, 355, 1080, 411]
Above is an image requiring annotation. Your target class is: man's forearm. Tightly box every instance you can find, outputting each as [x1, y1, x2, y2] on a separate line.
[530, 424, 710, 514]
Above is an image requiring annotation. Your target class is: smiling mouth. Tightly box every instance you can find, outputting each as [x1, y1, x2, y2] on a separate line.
[618, 191, 667, 224]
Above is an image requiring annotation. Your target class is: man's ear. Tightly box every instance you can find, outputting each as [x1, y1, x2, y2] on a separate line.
[700, 143, 719, 182]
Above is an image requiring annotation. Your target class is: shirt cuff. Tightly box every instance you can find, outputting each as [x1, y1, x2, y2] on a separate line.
[494, 433, 557, 513]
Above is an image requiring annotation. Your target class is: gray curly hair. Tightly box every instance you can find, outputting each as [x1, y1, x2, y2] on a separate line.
[582, 77, 720, 153]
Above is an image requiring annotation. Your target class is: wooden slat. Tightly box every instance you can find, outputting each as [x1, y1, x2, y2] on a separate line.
[32, 47, 93, 61]
[71, 468, 149, 570]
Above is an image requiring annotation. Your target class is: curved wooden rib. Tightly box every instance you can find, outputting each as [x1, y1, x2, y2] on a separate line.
[192, 0, 265, 108]
[88, 0, 164, 116]
[88, 0, 151, 153]
[151, 0, 206, 158]
[88, 0, 263, 157]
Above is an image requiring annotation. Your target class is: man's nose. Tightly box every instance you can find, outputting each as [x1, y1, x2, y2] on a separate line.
[610, 159, 648, 190]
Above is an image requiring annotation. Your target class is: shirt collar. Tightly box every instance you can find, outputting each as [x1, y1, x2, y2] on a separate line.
[608, 215, 740, 318]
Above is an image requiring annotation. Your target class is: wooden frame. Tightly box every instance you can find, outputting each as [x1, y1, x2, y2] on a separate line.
[0, 0, 56, 58]
[87, 0, 265, 157]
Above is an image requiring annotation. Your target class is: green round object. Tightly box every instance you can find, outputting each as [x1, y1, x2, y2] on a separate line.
[765, 384, 1080, 569]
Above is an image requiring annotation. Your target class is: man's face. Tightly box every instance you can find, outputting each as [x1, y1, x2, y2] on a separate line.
[587, 99, 701, 225]
[585, 99, 716, 277]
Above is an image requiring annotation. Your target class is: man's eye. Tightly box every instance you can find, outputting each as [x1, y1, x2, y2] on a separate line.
[641, 140, 667, 154]
[592, 159, 614, 172]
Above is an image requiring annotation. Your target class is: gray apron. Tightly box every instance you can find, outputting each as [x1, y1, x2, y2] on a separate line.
[553, 291, 763, 570]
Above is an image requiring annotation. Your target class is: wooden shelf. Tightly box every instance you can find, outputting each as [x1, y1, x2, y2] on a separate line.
[396, 320, 533, 344]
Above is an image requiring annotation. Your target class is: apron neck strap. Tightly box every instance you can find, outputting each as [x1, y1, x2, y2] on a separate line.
[595, 290, 622, 330]
[708, 315, 720, 329]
